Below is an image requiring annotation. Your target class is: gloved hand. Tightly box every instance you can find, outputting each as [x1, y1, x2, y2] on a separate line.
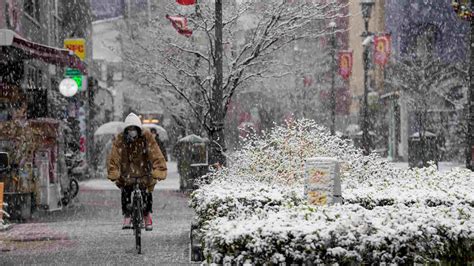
[156, 175, 166, 181]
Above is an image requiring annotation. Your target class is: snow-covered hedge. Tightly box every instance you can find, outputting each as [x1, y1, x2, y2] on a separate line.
[190, 119, 474, 263]
[190, 176, 304, 226]
[204, 204, 474, 264]
[344, 164, 474, 209]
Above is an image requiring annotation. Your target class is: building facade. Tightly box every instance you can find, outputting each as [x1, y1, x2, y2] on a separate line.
[0, 0, 94, 169]
[347, 0, 469, 161]
[384, 0, 470, 161]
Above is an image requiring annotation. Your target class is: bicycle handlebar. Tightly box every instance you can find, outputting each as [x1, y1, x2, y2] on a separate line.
[120, 175, 151, 188]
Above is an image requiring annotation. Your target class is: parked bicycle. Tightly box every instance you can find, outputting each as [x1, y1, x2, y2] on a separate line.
[60, 178, 79, 206]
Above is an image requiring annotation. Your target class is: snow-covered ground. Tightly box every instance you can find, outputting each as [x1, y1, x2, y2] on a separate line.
[391, 161, 465, 172]
[80, 161, 180, 190]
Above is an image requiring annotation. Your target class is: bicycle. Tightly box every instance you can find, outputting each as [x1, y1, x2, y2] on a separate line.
[126, 176, 147, 254]
[61, 178, 79, 207]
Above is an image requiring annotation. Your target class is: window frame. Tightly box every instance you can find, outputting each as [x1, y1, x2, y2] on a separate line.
[24, 0, 41, 23]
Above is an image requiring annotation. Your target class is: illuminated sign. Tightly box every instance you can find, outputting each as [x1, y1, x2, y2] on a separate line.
[65, 68, 86, 91]
[64, 38, 86, 60]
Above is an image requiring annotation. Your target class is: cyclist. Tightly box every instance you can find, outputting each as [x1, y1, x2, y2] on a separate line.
[107, 113, 167, 231]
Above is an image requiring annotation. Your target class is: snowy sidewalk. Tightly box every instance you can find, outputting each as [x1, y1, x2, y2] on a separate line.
[80, 161, 180, 191]
[0, 223, 74, 252]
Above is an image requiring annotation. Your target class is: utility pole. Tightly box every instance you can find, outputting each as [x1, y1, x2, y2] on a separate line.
[467, 15, 473, 170]
[329, 21, 337, 135]
[360, 0, 375, 156]
[209, 0, 226, 165]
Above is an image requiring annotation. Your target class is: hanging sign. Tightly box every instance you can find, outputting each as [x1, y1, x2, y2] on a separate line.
[374, 34, 391, 67]
[338, 50, 353, 80]
[64, 38, 86, 60]
[166, 15, 193, 37]
[176, 0, 195, 5]
[65, 68, 86, 91]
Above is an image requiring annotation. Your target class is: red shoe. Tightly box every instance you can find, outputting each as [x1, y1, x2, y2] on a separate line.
[122, 216, 132, 229]
[144, 213, 153, 231]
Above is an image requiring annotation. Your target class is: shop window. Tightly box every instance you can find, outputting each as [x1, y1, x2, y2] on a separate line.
[27, 90, 48, 119]
[24, 65, 43, 90]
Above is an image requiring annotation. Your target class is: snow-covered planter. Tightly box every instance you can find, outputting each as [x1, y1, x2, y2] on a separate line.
[190, 119, 474, 263]
[203, 204, 474, 264]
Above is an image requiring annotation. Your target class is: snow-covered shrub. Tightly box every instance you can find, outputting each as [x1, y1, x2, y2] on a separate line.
[190, 119, 474, 263]
[192, 120, 396, 223]
[212, 119, 399, 185]
[203, 204, 474, 264]
[0, 203, 10, 230]
[190, 176, 304, 226]
[344, 164, 474, 209]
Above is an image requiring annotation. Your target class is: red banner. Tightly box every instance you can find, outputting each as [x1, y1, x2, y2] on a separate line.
[338, 50, 353, 80]
[374, 34, 391, 66]
[176, 0, 195, 5]
[166, 15, 193, 37]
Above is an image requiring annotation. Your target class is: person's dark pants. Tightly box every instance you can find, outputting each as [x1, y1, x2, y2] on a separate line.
[121, 186, 153, 216]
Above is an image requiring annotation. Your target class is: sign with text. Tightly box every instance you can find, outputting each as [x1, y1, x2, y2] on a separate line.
[64, 38, 86, 60]
[304, 157, 342, 206]
[64, 68, 86, 91]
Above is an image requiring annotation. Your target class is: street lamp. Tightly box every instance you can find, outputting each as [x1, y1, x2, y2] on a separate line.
[328, 20, 337, 135]
[360, 0, 375, 156]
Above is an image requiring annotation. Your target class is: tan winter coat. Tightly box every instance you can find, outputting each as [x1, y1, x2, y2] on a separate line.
[107, 129, 167, 192]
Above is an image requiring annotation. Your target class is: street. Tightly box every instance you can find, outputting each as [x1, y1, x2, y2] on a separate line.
[0, 163, 198, 265]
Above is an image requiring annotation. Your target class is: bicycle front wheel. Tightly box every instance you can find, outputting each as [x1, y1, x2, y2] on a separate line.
[135, 223, 141, 254]
[133, 200, 143, 254]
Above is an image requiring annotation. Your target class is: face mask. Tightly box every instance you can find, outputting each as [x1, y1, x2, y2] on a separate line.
[128, 130, 138, 138]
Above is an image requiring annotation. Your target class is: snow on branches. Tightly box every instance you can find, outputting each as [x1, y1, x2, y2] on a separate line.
[120, 1, 346, 131]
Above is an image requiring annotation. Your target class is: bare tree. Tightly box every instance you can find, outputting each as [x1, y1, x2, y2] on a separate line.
[121, 0, 345, 164]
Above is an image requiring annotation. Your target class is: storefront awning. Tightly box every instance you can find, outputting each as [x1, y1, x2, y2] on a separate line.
[0, 29, 87, 74]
